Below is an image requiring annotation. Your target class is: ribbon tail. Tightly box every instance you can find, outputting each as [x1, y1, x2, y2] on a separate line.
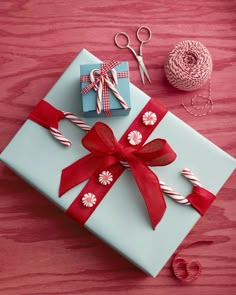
[81, 82, 96, 94]
[129, 160, 166, 230]
[187, 186, 216, 216]
[59, 153, 104, 197]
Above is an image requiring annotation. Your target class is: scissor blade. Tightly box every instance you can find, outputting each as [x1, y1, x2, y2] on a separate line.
[137, 56, 151, 84]
[139, 64, 145, 85]
[140, 60, 151, 84]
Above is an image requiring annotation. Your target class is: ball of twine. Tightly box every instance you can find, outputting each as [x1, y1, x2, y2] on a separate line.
[164, 40, 213, 91]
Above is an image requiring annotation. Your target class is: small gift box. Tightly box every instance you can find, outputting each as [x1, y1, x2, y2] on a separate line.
[1, 49, 236, 277]
[80, 61, 131, 117]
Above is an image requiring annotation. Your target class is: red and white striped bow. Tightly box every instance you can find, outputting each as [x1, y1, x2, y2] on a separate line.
[81, 60, 128, 116]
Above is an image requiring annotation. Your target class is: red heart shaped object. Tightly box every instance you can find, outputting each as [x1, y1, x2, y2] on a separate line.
[172, 256, 202, 282]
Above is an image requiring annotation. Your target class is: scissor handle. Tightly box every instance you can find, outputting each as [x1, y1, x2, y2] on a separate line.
[114, 32, 131, 49]
[136, 26, 152, 44]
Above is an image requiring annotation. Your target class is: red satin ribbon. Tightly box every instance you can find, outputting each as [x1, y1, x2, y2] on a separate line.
[29, 99, 216, 229]
[187, 186, 216, 216]
[60, 98, 176, 230]
[28, 100, 65, 129]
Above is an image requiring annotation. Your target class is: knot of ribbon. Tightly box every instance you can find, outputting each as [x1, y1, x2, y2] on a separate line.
[81, 60, 129, 116]
[59, 122, 177, 230]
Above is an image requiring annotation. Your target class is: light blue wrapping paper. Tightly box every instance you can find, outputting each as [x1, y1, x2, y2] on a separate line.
[1, 49, 235, 277]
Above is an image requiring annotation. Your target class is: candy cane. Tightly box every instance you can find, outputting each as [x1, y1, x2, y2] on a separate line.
[105, 77, 128, 110]
[96, 79, 103, 114]
[63, 112, 91, 132]
[49, 127, 72, 147]
[90, 69, 103, 114]
[116, 164, 190, 205]
[159, 169, 203, 205]
[159, 181, 190, 205]
[111, 69, 118, 86]
[119, 161, 130, 169]
[50, 112, 91, 146]
[182, 168, 202, 187]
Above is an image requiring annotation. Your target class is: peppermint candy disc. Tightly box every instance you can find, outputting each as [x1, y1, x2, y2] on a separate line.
[82, 193, 97, 208]
[127, 130, 142, 145]
[98, 171, 113, 185]
[142, 111, 157, 126]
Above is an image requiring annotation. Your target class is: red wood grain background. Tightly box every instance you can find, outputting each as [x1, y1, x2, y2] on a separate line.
[0, 1, 236, 294]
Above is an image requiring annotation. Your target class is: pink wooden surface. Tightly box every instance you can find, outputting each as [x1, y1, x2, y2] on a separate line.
[0, 1, 236, 294]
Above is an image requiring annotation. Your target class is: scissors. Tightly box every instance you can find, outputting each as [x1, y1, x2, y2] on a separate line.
[114, 26, 152, 84]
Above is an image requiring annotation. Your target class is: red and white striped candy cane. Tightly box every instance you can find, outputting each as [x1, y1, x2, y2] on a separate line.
[50, 112, 91, 147]
[110, 69, 118, 86]
[119, 161, 130, 169]
[97, 77, 103, 114]
[63, 112, 91, 132]
[159, 168, 203, 205]
[90, 69, 103, 114]
[90, 68, 128, 114]
[159, 180, 190, 205]
[182, 168, 202, 187]
[49, 127, 72, 147]
[105, 77, 128, 110]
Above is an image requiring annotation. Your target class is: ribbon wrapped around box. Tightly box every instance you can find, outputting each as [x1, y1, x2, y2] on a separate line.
[80, 60, 131, 117]
[28, 99, 216, 230]
[1, 49, 235, 277]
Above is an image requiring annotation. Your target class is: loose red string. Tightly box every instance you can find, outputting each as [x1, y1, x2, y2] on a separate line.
[172, 240, 214, 282]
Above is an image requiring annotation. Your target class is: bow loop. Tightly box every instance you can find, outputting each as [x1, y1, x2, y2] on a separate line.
[82, 122, 144, 163]
[135, 138, 177, 166]
[82, 122, 118, 154]
[90, 69, 104, 91]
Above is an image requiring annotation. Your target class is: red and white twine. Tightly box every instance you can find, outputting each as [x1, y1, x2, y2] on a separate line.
[165, 40, 212, 91]
[165, 40, 213, 116]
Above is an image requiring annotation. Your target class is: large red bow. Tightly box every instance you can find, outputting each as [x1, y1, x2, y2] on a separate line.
[59, 122, 176, 230]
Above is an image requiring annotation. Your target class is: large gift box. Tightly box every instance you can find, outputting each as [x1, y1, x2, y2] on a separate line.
[1, 49, 235, 277]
